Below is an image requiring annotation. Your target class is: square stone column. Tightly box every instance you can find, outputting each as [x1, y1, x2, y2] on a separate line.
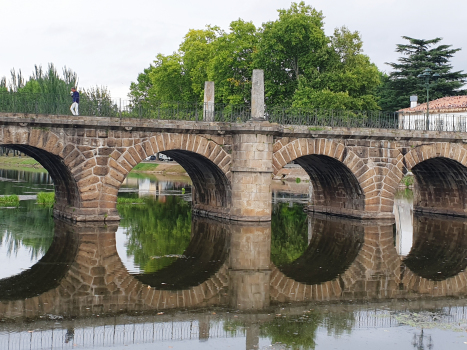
[251, 70, 265, 121]
[230, 132, 273, 221]
[203, 81, 215, 122]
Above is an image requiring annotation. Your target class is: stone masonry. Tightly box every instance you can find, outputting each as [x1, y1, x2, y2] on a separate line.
[3, 114, 467, 220]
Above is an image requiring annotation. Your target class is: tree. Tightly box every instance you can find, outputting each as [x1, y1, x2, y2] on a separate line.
[291, 26, 381, 110]
[207, 19, 258, 104]
[254, 2, 329, 105]
[0, 63, 116, 116]
[130, 2, 382, 110]
[379, 36, 467, 111]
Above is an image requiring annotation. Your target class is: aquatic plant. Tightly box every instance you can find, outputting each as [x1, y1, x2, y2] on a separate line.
[37, 191, 55, 206]
[0, 194, 19, 207]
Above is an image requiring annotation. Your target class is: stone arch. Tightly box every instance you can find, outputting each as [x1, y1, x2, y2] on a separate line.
[273, 138, 390, 218]
[0, 125, 116, 221]
[405, 142, 467, 216]
[107, 133, 232, 219]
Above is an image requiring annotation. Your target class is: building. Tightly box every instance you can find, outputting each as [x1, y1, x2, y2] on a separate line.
[398, 96, 467, 131]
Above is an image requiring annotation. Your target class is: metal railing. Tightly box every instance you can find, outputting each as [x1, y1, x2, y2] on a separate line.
[1, 92, 467, 132]
[266, 106, 400, 129]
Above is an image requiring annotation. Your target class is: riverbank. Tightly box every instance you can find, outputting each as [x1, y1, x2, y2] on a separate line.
[0, 156, 43, 169]
[0, 156, 188, 176]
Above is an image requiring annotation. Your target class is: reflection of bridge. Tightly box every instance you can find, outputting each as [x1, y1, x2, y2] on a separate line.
[2, 214, 467, 348]
[2, 72, 467, 222]
[2, 214, 467, 318]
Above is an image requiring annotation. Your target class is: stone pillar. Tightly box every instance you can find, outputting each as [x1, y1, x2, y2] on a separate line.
[229, 222, 271, 310]
[203, 81, 215, 122]
[231, 133, 273, 221]
[251, 70, 265, 120]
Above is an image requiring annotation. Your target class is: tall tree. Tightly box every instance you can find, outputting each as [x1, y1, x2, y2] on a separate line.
[379, 36, 467, 111]
[130, 2, 382, 110]
[291, 26, 381, 110]
[207, 19, 258, 104]
[254, 2, 329, 105]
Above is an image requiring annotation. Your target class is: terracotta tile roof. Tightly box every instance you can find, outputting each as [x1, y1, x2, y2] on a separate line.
[399, 96, 467, 113]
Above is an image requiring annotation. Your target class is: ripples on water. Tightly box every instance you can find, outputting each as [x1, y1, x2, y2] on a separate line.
[1, 168, 467, 349]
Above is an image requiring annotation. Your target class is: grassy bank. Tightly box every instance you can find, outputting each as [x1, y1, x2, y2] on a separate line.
[132, 162, 187, 175]
[0, 156, 44, 169]
[133, 163, 160, 171]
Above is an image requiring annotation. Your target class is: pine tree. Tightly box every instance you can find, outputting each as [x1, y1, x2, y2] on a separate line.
[379, 36, 467, 111]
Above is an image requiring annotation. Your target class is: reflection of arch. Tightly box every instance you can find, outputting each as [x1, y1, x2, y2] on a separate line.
[0, 217, 230, 319]
[401, 214, 467, 295]
[134, 217, 230, 289]
[276, 214, 364, 285]
[109, 134, 232, 218]
[0, 220, 78, 300]
[272, 138, 396, 218]
[404, 214, 467, 280]
[405, 143, 467, 216]
[270, 218, 398, 302]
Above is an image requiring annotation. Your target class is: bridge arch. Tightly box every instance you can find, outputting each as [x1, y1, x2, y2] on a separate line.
[0, 126, 110, 221]
[107, 133, 232, 219]
[405, 142, 467, 216]
[273, 138, 389, 218]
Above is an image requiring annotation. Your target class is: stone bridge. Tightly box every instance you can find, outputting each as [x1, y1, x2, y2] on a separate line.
[2, 112, 467, 221]
[2, 70, 467, 221]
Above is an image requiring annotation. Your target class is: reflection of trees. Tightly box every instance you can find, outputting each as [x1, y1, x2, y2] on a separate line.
[271, 203, 308, 266]
[0, 201, 54, 259]
[260, 311, 355, 350]
[118, 196, 192, 273]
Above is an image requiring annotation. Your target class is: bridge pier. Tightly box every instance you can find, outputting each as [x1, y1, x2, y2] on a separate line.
[230, 133, 273, 221]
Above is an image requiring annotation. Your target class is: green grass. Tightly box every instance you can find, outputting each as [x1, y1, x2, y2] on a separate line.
[117, 197, 146, 206]
[19, 158, 40, 165]
[37, 192, 55, 205]
[0, 194, 20, 206]
[132, 163, 160, 171]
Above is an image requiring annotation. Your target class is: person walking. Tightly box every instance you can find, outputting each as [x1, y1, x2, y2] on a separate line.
[70, 87, 79, 115]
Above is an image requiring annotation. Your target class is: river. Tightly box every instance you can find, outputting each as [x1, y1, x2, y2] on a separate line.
[1, 168, 467, 350]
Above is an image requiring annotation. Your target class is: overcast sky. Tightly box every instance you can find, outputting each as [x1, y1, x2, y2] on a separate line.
[1, 0, 465, 99]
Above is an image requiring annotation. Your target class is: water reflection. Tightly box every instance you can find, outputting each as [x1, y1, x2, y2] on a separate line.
[4, 169, 467, 349]
[273, 209, 365, 285]
[404, 213, 467, 281]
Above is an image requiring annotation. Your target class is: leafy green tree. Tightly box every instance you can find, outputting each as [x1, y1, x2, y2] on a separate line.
[379, 36, 467, 111]
[0, 63, 116, 115]
[130, 2, 381, 110]
[207, 19, 258, 104]
[254, 2, 329, 105]
[291, 26, 380, 110]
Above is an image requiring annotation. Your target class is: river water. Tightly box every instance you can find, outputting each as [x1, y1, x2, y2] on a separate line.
[1, 168, 467, 350]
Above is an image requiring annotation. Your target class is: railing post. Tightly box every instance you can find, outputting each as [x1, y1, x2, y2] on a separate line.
[251, 69, 265, 121]
[203, 81, 215, 122]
